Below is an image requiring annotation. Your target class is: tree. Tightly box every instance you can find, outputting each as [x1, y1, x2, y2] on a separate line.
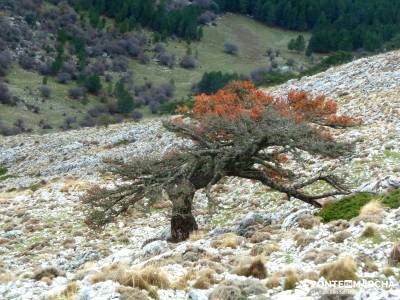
[288, 35, 306, 52]
[115, 80, 134, 114]
[83, 75, 102, 95]
[82, 81, 361, 242]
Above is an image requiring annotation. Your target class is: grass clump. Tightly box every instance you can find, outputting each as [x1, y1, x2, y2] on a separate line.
[319, 190, 400, 223]
[318, 193, 373, 222]
[283, 270, 299, 290]
[0, 167, 7, 176]
[90, 263, 170, 299]
[320, 256, 358, 281]
[234, 256, 268, 279]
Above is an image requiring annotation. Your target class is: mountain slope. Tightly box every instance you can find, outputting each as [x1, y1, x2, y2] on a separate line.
[1, 51, 400, 300]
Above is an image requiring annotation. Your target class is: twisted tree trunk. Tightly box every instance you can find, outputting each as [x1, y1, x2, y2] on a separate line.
[167, 181, 198, 242]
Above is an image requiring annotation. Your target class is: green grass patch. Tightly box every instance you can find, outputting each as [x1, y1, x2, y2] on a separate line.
[0, 167, 7, 176]
[318, 190, 400, 222]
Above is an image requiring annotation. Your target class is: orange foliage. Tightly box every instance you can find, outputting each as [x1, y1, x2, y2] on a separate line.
[193, 81, 360, 127]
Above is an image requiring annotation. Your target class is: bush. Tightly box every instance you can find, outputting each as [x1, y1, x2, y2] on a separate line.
[19, 54, 35, 70]
[112, 56, 129, 72]
[57, 72, 72, 84]
[198, 11, 216, 25]
[159, 97, 194, 114]
[68, 87, 85, 100]
[131, 110, 143, 121]
[149, 101, 160, 114]
[158, 52, 175, 68]
[80, 114, 96, 127]
[83, 75, 102, 95]
[318, 189, 400, 222]
[180, 55, 196, 69]
[138, 52, 150, 64]
[224, 42, 238, 55]
[0, 81, 12, 104]
[39, 85, 51, 98]
[88, 105, 109, 118]
[0, 50, 12, 77]
[195, 71, 245, 94]
[250, 67, 271, 84]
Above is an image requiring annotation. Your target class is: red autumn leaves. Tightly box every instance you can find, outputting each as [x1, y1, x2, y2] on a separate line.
[191, 80, 360, 127]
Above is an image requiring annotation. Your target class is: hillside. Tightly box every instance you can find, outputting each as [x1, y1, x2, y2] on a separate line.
[1, 50, 400, 300]
[0, 6, 315, 135]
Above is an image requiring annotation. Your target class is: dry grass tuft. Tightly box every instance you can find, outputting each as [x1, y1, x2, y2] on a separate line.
[0, 271, 14, 284]
[211, 233, 242, 249]
[189, 230, 206, 241]
[389, 242, 400, 266]
[46, 282, 79, 300]
[266, 273, 281, 289]
[234, 256, 268, 279]
[33, 267, 64, 281]
[294, 232, 314, 247]
[362, 223, 379, 237]
[192, 269, 217, 289]
[140, 265, 170, 289]
[320, 256, 358, 281]
[90, 263, 170, 299]
[283, 270, 299, 290]
[298, 215, 321, 229]
[383, 266, 395, 277]
[264, 243, 280, 255]
[358, 200, 385, 223]
[332, 230, 351, 243]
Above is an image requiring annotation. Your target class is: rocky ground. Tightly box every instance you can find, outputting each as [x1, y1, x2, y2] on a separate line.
[1, 51, 400, 300]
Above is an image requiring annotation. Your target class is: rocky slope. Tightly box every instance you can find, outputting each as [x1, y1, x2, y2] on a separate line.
[1, 51, 400, 300]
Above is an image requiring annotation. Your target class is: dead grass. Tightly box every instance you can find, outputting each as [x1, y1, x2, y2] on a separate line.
[192, 268, 217, 289]
[283, 270, 299, 290]
[320, 256, 358, 281]
[362, 223, 379, 237]
[46, 282, 79, 300]
[234, 256, 268, 279]
[266, 273, 281, 289]
[211, 233, 241, 249]
[189, 230, 206, 241]
[90, 263, 170, 299]
[358, 200, 385, 223]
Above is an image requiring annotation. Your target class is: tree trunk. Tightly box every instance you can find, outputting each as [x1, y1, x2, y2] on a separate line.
[167, 181, 198, 242]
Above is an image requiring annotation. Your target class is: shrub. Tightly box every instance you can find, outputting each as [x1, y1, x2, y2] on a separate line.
[80, 114, 96, 127]
[149, 101, 160, 114]
[318, 193, 373, 222]
[224, 42, 238, 55]
[39, 85, 51, 98]
[131, 110, 143, 121]
[112, 56, 129, 72]
[88, 105, 109, 118]
[318, 190, 400, 223]
[0, 81, 12, 104]
[320, 256, 358, 281]
[83, 75, 102, 95]
[57, 72, 72, 84]
[195, 71, 245, 94]
[159, 97, 194, 115]
[115, 80, 134, 114]
[0, 167, 7, 176]
[19, 54, 35, 70]
[198, 11, 216, 25]
[180, 55, 196, 69]
[250, 67, 271, 84]
[68, 87, 85, 100]
[0, 50, 12, 77]
[158, 52, 175, 68]
[138, 52, 150, 64]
